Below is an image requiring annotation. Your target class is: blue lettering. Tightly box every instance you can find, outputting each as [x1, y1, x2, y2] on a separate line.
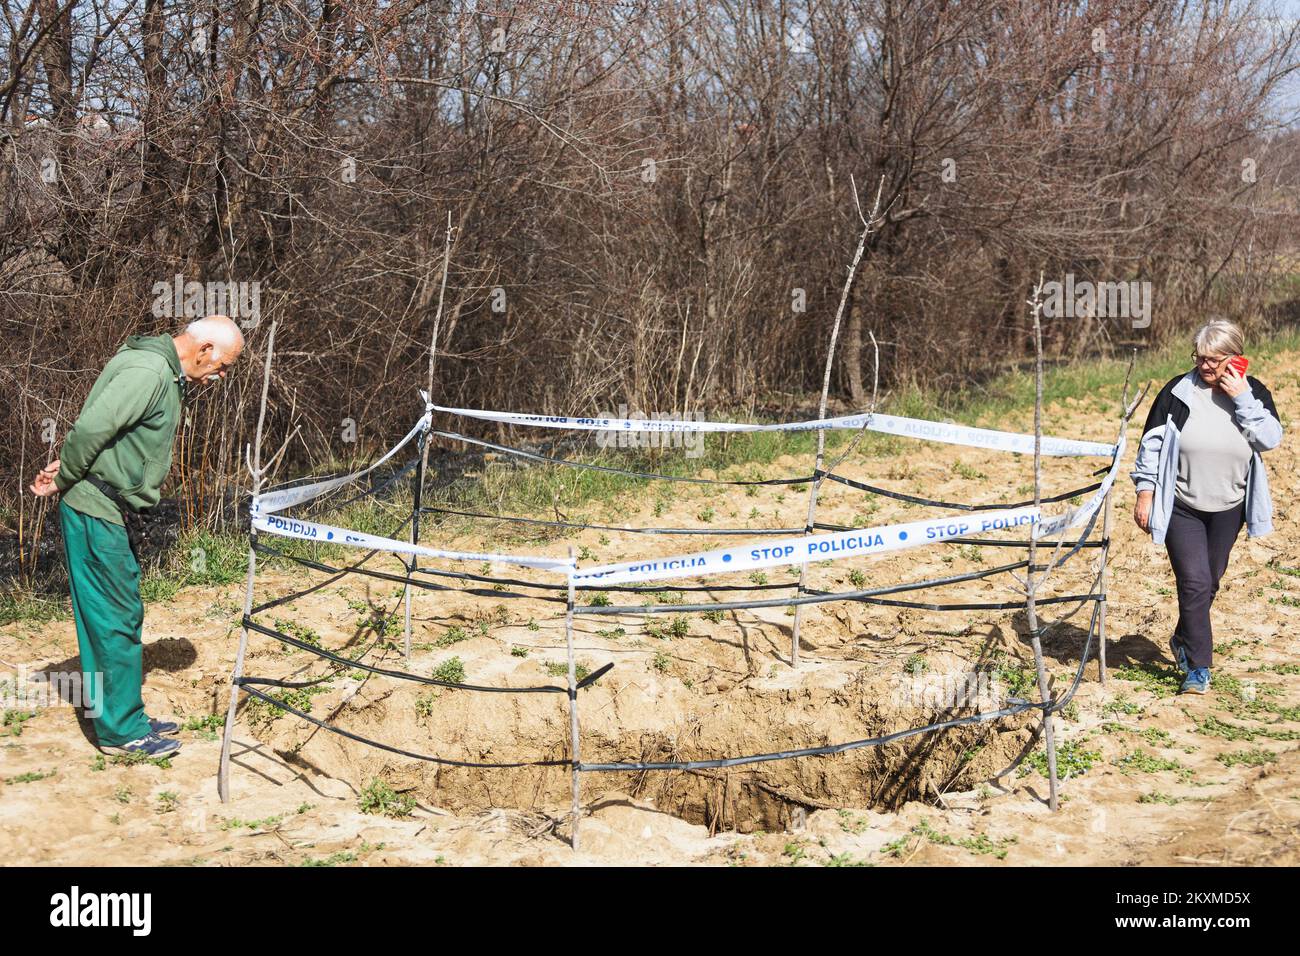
[926, 522, 970, 540]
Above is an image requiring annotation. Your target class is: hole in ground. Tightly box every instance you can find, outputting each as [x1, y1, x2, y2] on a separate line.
[245, 667, 1037, 833]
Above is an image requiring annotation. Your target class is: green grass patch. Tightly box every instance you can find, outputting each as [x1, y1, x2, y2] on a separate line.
[0, 590, 71, 626]
[1114, 749, 1193, 780]
[1217, 748, 1278, 768]
[272, 618, 322, 651]
[430, 657, 465, 684]
[882, 818, 1016, 860]
[436, 625, 468, 647]
[1114, 662, 1183, 698]
[544, 661, 591, 681]
[109, 752, 173, 769]
[358, 779, 415, 818]
[2, 710, 37, 737]
[182, 714, 225, 733]
[220, 815, 284, 831]
[1191, 714, 1299, 742]
[4, 769, 54, 784]
[1102, 695, 1143, 717]
[243, 684, 330, 727]
[994, 658, 1038, 698]
[1137, 791, 1180, 805]
[1253, 662, 1300, 675]
[1101, 722, 1173, 746]
[1023, 740, 1100, 778]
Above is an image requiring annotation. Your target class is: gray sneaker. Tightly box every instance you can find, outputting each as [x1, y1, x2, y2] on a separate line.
[101, 731, 182, 758]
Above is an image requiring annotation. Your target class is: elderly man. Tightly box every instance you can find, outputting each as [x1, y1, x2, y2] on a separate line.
[29, 316, 245, 757]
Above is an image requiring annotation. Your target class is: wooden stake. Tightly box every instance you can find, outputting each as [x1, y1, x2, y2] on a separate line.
[409, 214, 453, 663]
[1097, 486, 1115, 685]
[218, 318, 277, 804]
[565, 546, 581, 850]
[791, 175, 884, 668]
[404, 431, 425, 663]
[420, 212, 452, 480]
[1025, 275, 1060, 812]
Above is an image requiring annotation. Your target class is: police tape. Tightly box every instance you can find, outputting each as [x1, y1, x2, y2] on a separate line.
[840, 410, 1115, 457]
[250, 406, 1123, 587]
[431, 404, 1115, 457]
[570, 506, 1043, 586]
[250, 513, 574, 572]
[571, 436, 1127, 587]
[254, 408, 431, 515]
[1035, 434, 1126, 539]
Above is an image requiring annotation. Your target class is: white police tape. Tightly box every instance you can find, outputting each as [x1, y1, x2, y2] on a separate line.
[254, 409, 431, 516]
[846, 412, 1114, 458]
[571, 507, 1044, 586]
[431, 404, 1115, 458]
[570, 436, 1127, 587]
[251, 513, 574, 572]
[248, 396, 1124, 586]
[1034, 434, 1126, 539]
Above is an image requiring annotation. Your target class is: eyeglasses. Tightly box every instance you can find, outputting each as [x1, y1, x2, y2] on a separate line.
[1191, 352, 1231, 368]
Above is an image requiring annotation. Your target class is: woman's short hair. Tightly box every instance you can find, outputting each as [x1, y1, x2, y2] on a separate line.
[1193, 319, 1244, 358]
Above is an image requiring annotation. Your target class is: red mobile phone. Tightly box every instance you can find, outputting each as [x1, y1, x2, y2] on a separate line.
[1229, 355, 1249, 377]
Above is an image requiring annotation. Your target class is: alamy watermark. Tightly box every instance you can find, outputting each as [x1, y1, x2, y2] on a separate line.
[150, 273, 262, 329]
[1041, 274, 1151, 329]
[50, 886, 151, 936]
[594, 404, 706, 458]
[890, 663, 1004, 711]
[2, 665, 102, 718]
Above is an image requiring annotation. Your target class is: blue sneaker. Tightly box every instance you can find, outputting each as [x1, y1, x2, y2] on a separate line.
[1168, 636, 1190, 675]
[1180, 668, 1211, 695]
[101, 732, 182, 758]
[148, 718, 181, 737]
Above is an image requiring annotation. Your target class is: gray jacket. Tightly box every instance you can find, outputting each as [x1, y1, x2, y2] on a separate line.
[1130, 370, 1282, 544]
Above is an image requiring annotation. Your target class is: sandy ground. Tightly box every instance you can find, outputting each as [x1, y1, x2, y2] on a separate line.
[2, 356, 1297, 867]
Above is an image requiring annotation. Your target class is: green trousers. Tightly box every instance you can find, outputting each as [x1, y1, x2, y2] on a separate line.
[58, 500, 151, 746]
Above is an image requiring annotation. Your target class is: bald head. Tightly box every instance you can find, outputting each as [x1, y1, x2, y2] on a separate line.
[175, 314, 246, 385]
[185, 315, 244, 353]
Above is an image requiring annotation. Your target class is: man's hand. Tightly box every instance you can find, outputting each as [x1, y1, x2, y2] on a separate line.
[1133, 489, 1153, 534]
[1218, 363, 1248, 398]
[29, 459, 60, 497]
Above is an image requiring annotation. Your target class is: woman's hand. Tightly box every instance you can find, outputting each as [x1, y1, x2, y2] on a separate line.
[1134, 489, 1153, 534]
[1218, 363, 1248, 398]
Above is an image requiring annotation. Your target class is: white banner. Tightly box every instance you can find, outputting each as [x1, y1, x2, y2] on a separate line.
[851, 412, 1114, 457]
[252, 514, 573, 573]
[247, 390, 1124, 588]
[254, 407, 431, 516]
[571, 437, 1127, 586]
[571, 507, 1043, 586]
[1033, 434, 1126, 539]
[431, 404, 1115, 458]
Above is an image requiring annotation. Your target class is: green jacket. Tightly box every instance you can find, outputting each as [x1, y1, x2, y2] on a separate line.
[55, 334, 186, 525]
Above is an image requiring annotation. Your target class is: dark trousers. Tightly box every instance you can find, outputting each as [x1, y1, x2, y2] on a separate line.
[1165, 498, 1244, 670]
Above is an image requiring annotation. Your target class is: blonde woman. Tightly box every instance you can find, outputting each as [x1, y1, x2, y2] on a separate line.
[1131, 319, 1282, 695]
